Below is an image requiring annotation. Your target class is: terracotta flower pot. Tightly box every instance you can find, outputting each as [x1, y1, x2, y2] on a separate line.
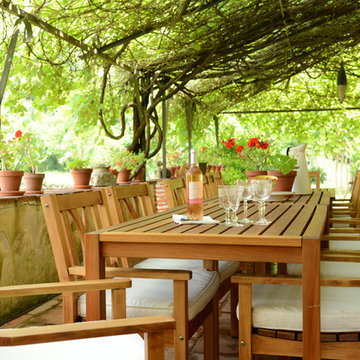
[246, 170, 267, 180]
[169, 166, 178, 178]
[24, 173, 45, 194]
[117, 168, 131, 184]
[132, 168, 145, 182]
[0, 170, 25, 196]
[267, 170, 297, 192]
[70, 168, 93, 189]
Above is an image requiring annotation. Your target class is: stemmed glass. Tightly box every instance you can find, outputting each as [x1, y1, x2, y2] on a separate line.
[237, 180, 254, 223]
[252, 179, 273, 225]
[218, 185, 232, 225]
[228, 185, 244, 226]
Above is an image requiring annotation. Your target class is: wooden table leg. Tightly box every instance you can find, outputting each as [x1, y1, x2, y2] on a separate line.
[302, 237, 320, 359]
[85, 233, 106, 321]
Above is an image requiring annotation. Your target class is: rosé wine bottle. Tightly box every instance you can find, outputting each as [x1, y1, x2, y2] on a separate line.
[186, 149, 204, 220]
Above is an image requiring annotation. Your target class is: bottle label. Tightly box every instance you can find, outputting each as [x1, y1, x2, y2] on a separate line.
[189, 181, 203, 203]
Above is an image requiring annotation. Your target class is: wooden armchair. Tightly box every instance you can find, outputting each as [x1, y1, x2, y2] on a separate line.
[0, 279, 174, 360]
[232, 215, 360, 359]
[41, 189, 220, 359]
[330, 170, 360, 217]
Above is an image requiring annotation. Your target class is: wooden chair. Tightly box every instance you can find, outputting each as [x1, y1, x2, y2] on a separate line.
[213, 171, 224, 187]
[41, 189, 220, 359]
[232, 216, 360, 359]
[308, 170, 321, 189]
[330, 170, 360, 214]
[0, 279, 175, 360]
[204, 174, 217, 198]
[162, 178, 187, 208]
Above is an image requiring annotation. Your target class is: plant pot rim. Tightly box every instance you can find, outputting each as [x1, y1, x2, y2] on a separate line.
[0, 170, 24, 176]
[267, 170, 297, 177]
[70, 168, 93, 173]
[246, 170, 267, 174]
[24, 173, 45, 178]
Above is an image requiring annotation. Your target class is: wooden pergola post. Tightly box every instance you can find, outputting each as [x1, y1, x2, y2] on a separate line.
[214, 115, 219, 149]
[162, 99, 169, 179]
[185, 99, 193, 165]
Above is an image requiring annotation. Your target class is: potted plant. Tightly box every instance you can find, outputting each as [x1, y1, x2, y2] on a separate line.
[221, 137, 270, 179]
[66, 158, 92, 189]
[0, 130, 26, 196]
[23, 132, 45, 194]
[267, 154, 298, 192]
[110, 150, 146, 184]
[167, 151, 183, 178]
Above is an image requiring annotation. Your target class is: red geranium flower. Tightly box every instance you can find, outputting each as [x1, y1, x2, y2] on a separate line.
[236, 145, 244, 153]
[15, 130, 22, 138]
[221, 140, 227, 145]
[201, 147, 206, 152]
[248, 138, 259, 148]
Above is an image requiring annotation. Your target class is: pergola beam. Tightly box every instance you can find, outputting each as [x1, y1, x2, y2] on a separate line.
[0, 0, 119, 67]
[222, 107, 360, 114]
[98, 0, 227, 53]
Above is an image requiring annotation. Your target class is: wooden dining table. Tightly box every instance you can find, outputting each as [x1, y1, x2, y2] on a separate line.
[85, 193, 331, 360]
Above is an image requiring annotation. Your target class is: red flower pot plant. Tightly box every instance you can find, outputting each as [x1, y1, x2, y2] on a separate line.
[167, 151, 184, 178]
[109, 150, 146, 184]
[220, 136, 298, 189]
[0, 130, 27, 196]
[221, 137, 270, 179]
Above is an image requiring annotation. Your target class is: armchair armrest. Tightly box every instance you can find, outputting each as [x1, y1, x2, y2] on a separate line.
[329, 227, 360, 233]
[0, 315, 175, 346]
[321, 249, 360, 263]
[0, 280, 175, 360]
[0, 279, 131, 298]
[69, 266, 192, 281]
[231, 273, 360, 287]
[329, 217, 360, 224]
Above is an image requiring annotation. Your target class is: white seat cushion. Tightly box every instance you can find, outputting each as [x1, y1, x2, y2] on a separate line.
[79, 269, 219, 321]
[134, 258, 239, 282]
[246, 284, 360, 332]
[0, 333, 144, 360]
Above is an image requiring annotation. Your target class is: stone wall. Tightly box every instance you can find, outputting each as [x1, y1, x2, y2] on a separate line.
[0, 196, 58, 324]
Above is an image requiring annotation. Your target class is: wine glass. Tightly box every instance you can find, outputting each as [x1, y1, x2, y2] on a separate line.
[218, 186, 232, 224]
[252, 179, 273, 225]
[228, 185, 244, 226]
[237, 180, 254, 223]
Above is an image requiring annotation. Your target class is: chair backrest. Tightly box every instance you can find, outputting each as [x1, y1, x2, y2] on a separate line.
[204, 174, 218, 198]
[213, 172, 224, 187]
[102, 183, 157, 267]
[103, 183, 156, 225]
[162, 178, 187, 209]
[351, 170, 360, 212]
[41, 191, 111, 282]
[308, 170, 321, 190]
